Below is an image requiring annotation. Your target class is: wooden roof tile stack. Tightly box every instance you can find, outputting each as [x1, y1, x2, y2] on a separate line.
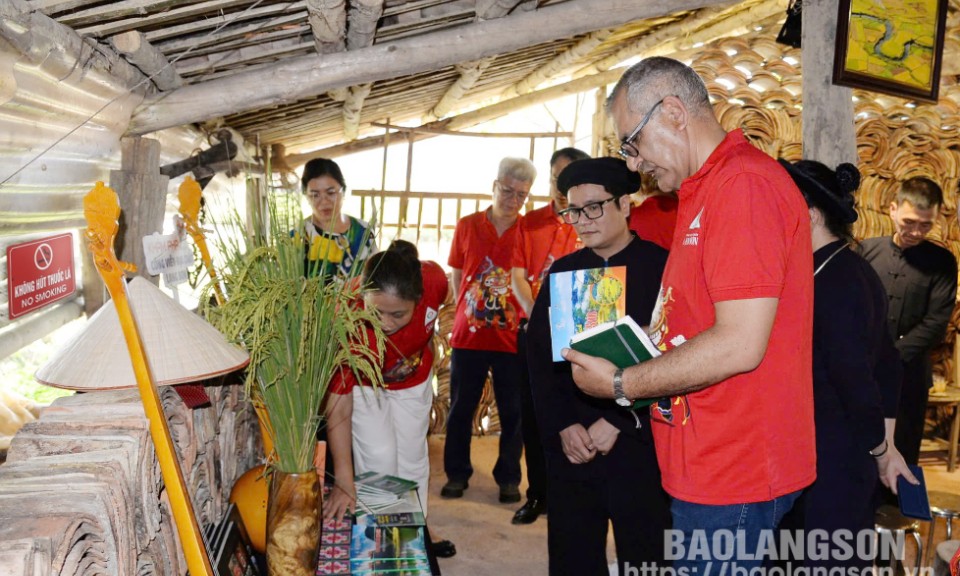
[0, 382, 259, 575]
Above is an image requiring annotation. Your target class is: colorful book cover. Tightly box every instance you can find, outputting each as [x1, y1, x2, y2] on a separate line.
[549, 266, 627, 361]
[350, 515, 432, 575]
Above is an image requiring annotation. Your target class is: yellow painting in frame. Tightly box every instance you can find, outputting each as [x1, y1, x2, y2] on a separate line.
[833, 0, 948, 102]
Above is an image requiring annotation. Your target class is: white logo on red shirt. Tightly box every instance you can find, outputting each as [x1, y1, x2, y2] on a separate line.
[683, 207, 703, 246]
[425, 307, 438, 327]
[689, 208, 704, 229]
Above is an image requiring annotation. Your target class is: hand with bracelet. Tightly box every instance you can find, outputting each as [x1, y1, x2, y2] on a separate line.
[872, 424, 917, 494]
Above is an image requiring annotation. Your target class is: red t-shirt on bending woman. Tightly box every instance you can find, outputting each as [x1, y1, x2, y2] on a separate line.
[330, 260, 448, 394]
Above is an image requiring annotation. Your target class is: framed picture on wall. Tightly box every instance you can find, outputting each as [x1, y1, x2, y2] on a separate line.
[833, 0, 948, 103]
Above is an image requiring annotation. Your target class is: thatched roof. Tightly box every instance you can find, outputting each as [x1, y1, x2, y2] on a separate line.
[16, 0, 783, 158]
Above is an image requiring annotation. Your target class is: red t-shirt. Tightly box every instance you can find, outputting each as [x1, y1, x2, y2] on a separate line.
[330, 261, 448, 394]
[448, 209, 523, 352]
[513, 203, 581, 300]
[629, 194, 678, 251]
[647, 129, 815, 505]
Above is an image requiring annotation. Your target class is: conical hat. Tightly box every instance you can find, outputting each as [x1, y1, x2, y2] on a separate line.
[36, 276, 249, 391]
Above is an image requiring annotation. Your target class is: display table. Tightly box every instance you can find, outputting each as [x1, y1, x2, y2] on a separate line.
[925, 388, 960, 472]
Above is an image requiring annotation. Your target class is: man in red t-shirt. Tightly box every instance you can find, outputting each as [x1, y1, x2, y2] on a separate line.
[509, 147, 589, 525]
[442, 157, 536, 505]
[565, 57, 815, 571]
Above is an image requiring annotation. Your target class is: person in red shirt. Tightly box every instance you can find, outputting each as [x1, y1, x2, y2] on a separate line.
[508, 147, 588, 525]
[323, 240, 455, 556]
[628, 191, 677, 251]
[441, 157, 535, 504]
[566, 57, 815, 571]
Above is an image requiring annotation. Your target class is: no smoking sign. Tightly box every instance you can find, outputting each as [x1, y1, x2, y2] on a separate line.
[6, 233, 76, 319]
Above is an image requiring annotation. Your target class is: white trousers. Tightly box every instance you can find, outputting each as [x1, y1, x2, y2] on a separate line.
[351, 373, 434, 516]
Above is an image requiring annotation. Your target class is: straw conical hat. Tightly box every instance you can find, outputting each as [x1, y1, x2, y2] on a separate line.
[36, 276, 249, 390]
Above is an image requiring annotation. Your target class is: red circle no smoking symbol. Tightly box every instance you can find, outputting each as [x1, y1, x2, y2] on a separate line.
[34, 243, 54, 270]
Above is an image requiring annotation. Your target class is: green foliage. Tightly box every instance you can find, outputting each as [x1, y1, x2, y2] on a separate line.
[204, 193, 383, 474]
[3, 379, 72, 405]
[0, 321, 80, 405]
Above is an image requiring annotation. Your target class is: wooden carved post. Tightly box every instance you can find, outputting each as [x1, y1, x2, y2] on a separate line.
[83, 181, 214, 576]
[801, 0, 856, 164]
[110, 136, 169, 283]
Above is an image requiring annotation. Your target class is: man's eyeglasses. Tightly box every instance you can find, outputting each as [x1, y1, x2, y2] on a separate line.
[496, 181, 530, 201]
[618, 98, 665, 159]
[306, 188, 343, 201]
[558, 197, 619, 224]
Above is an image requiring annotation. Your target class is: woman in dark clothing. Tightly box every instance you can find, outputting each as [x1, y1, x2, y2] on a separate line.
[526, 157, 670, 576]
[779, 159, 915, 570]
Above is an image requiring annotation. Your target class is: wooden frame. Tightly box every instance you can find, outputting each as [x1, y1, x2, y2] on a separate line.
[833, 0, 948, 103]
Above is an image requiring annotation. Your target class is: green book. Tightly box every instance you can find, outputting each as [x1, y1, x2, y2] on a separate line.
[569, 315, 662, 409]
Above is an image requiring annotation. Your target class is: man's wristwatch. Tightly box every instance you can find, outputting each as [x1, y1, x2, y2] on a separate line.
[613, 368, 631, 407]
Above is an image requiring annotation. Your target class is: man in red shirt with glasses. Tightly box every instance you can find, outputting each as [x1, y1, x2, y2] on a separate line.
[566, 57, 815, 572]
[442, 157, 536, 505]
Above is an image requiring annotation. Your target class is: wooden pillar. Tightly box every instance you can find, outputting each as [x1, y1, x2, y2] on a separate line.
[109, 137, 169, 284]
[801, 0, 856, 164]
[591, 86, 608, 158]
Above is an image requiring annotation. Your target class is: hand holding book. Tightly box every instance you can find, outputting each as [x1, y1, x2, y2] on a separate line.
[568, 315, 663, 409]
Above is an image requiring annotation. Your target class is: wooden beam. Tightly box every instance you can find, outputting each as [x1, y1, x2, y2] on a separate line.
[0, 0, 148, 92]
[129, 0, 737, 134]
[285, 66, 627, 165]
[162, 25, 309, 62]
[475, 0, 524, 20]
[343, 83, 372, 140]
[110, 136, 169, 284]
[502, 28, 613, 98]
[111, 30, 183, 91]
[25, 0, 96, 13]
[306, 0, 346, 53]
[338, 0, 381, 141]
[375, 8, 473, 43]
[371, 121, 573, 139]
[346, 0, 385, 50]
[75, 0, 265, 38]
[145, 2, 305, 44]
[425, 57, 496, 121]
[575, 0, 782, 78]
[174, 38, 314, 76]
[327, 87, 349, 101]
[382, 0, 448, 18]
[801, 0, 855, 164]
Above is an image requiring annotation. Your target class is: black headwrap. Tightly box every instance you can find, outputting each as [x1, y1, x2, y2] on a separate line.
[557, 157, 641, 198]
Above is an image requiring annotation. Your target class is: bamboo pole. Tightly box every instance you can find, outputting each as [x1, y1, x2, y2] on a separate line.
[286, 66, 626, 165]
